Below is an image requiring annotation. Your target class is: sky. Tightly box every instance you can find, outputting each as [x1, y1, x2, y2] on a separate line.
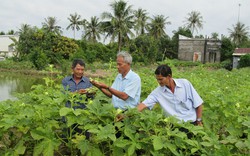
[1, 0, 249, 40]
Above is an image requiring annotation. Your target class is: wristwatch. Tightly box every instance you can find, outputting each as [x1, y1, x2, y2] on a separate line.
[196, 118, 202, 122]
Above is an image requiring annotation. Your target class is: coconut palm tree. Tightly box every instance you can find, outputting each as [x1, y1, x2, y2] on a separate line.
[184, 11, 204, 36]
[18, 24, 31, 35]
[133, 8, 149, 36]
[17, 24, 37, 59]
[147, 15, 171, 39]
[83, 16, 102, 43]
[228, 22, 249, 47]
[42, 16, 62, 35]
[101, 0, 134, 51]
[66, 13, 82, 39]
[211, 32, 219, 39]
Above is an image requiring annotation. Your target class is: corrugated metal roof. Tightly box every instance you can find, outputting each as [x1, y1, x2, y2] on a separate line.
[234, 48, 250, 54]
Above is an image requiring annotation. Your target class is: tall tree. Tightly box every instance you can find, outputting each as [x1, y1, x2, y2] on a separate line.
[18, 24, 31, 35]
[42, 16, 62, 35]
[147, 15, 171, 39]
[101, 0, 134, 51]
[228, 22, 249, 47]
[66, 13, 82, 39]
[133, 8, 149, 36]
[17, 24, 34, 59]
[184, 11, 204, 36]
[83, 16, 102, 42]
[211, 32, 219, 39]
[7, 30, 15, 35]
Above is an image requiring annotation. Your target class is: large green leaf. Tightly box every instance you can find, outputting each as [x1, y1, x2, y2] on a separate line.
[13, 140, 26, 155]
[128, 143, 136, 156]
[153, 136, 163, 150]
[59, 107, 73, 116]
[165, 142, 178, 155]
[33, 138, 60, 156]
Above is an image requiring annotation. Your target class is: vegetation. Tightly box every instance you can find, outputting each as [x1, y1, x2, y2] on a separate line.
[239, 54, 250, 68]
[184, 11, 204, 36]
[1, 0, 250, 155]
[66, 13, 83, 39]
[101, 0, 135, 51]
[1, 0, 250, 70]
[228, 22, 249, 47]
[0, 62, 249, 155]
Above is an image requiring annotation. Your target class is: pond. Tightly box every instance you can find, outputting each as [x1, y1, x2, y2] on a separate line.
[0, 73, 45, 101]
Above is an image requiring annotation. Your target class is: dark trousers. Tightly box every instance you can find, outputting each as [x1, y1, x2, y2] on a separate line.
[179, 121, 197, 139]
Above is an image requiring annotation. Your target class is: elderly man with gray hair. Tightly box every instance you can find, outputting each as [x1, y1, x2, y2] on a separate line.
[91, 51, 141, 110]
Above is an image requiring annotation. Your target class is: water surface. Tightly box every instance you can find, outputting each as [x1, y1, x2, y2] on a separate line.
[0, 73, 45, 101]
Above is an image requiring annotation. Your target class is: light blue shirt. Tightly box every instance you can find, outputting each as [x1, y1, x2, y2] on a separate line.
[142, 79, 203, 122]
[111, 70, 141, 110]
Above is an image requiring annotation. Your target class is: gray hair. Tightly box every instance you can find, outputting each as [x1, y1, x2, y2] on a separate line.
[117, 51, 132, 64]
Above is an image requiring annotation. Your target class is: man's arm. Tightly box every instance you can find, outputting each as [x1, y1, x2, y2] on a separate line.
[91, 80, 129, 100]
[99, 87, 112, 98]
[196, 104, 203, 126]
[108, 87, 129, 100]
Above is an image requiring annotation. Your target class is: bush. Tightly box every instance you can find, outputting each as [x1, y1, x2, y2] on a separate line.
[30, 48, 50, 70]
[238, 54, 250, 68]
[0, 59, 34, 70]
[220, 59, 233, 71]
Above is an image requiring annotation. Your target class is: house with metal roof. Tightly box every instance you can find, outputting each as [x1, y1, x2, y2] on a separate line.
[0, 35, 19, 60]
[232, 48, 250, 68]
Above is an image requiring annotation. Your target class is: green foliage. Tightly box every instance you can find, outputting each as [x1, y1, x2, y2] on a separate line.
[157, 36, 177, 60]
[220, 37, 235, 62]
[0, 59, 34, 70]
[51, 36, 79, 60]
[161, 59, 201, 67]
[0, 66, 249, 155]
[220, 59, 233, 71]
[238, 54, 250, 68]
[130, 35, 159, 63]
[29, 47, 50, 70]
[72, 40, 116, 63]
[16, 28, 79, 70]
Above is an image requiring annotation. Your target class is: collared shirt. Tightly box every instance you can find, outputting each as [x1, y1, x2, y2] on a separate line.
[111, 70, 141, 110]
[142, 79, 203, 122]
[62, 75, 92, 92]
[62, 75, 92, 109]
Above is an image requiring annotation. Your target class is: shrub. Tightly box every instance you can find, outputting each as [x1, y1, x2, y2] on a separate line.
[238, 54, 250, 68]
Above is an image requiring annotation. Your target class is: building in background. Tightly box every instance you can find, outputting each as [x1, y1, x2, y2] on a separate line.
[0, 35, 19, 60]
[178, 35, 221, 63]
[232, 48, 250, 68]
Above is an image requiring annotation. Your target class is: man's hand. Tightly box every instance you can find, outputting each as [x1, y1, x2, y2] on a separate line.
[90, 80, 108, 89]
[115, 109, 125, 122]
[115, 114, 125, 122]
[78, 89, 87, 94]
[196, 121, 203, 126]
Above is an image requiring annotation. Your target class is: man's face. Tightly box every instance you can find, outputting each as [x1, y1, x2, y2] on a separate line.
[72, 64, 84, 79]
[155, 74, 170, 87]
[116, 56, 130, 75]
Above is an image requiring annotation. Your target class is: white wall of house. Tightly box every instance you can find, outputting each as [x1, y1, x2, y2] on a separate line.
[0, 35, 19, 58]
[233, 56, 240, 68]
